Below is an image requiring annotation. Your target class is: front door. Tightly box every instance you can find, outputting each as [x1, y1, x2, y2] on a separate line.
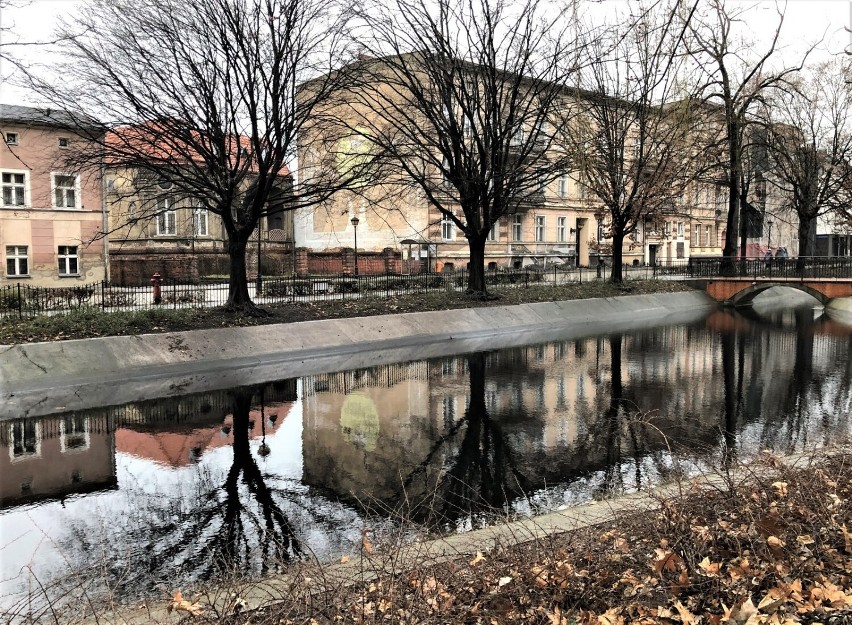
[648, 245, 657, 266]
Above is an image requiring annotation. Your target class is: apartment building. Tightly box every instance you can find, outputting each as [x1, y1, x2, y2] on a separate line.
[298, 58, 804, 268]
[105, 142, 294, 285]
[0, 105, 108, 286]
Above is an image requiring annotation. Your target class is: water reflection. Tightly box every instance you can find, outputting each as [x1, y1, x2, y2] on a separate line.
[2, 306, 852, 616]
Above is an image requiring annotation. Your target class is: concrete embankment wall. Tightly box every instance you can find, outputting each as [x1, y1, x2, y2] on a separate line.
[1, 291, 716, 419]
[826, 297, 852, 324]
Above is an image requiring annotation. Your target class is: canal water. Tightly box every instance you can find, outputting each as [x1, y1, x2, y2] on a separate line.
[1, 303, 851, 618]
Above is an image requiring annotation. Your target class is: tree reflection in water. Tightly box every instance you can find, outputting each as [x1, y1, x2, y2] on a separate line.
[397, 352, 532, 530]
[60, 386, 309, 600]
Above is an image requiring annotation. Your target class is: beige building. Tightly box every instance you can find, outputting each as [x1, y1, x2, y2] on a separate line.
[0, 105, 108, 286]
[106, 165, 294, 285]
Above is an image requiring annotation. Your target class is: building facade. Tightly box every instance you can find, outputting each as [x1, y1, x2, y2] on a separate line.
[105, 166, 295, 285]
[0, 105, 108, 287]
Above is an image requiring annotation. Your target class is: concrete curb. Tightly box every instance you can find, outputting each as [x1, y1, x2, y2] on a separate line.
[1, 291, 716, 419]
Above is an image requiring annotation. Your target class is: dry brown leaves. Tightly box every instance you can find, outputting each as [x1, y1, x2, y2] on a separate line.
[273, 453, 852, 625]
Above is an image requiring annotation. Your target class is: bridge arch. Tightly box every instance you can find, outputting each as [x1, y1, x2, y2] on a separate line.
[728, 282, 830, 307]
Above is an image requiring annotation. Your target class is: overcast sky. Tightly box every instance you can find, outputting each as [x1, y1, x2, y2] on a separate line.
[1, 0, 850, 107]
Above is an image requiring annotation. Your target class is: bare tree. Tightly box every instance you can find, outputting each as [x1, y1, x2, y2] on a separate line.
[687, 0, 810, 270]
[31, 0, 352, 313]
[331, 0, 580, 296]
[763, 59, 852, 262]
[569, 0, 701, 284]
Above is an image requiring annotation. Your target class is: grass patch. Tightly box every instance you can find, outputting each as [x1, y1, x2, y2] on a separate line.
[0, 280, 695, 344]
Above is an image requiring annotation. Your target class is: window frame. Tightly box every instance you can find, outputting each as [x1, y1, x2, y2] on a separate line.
[5, 245, 29, 277]
[535, 215, 546, 242]
[440, 213, 455, 241]
[486, 220, 498, 242]
[557, 216, 566, 242]
[194, 207, 209, 237]
[57, 245, 79, 276]
[557, 175, 568, 199]
[51, 172, 80, 209]
[9, 419, 41, 461]
[60, 414, 90, 453]
[4, 132, 19, 145]
[155, 197, 177, 236]
[512, 215, 523, 242]
[1, 169, 28, 208]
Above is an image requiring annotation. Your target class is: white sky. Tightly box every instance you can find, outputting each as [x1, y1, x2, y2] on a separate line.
[0, 0, 850, 106]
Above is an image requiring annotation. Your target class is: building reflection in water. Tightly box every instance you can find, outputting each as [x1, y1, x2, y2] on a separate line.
[301, 307, 852, 531]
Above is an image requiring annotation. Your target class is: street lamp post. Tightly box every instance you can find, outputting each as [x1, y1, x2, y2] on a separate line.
[767, 220, 774, 251]
[351, 215, 360, 277]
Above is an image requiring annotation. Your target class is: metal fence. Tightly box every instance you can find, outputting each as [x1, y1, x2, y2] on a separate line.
[3, 257, 850, 320]
[0, 264, 664, 320]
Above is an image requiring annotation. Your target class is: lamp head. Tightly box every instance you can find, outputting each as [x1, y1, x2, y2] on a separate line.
[351, 216, 360, 227]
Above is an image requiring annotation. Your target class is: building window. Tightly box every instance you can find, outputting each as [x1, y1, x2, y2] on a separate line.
[512, 215, 523, 241]
[557, 175, 568, 198]
[1, 171, 26, 206]
[693, 223, 700, 246]
[194, 208, 209, 236]
[535, 215, 545, 242]
[4, 132, 18, 145]
[677, 221, 684, 239]
[6, 246, 28, 276]
[537, 170, 547, 194]
[557, 216, 566, 242]
[676, 242, 685, 259]
[156, 198, 177, 235]
[441, 213, 454, 240]
[705, 225, 712, 247]
[487, 221, 498, 241]
[57, 245, 79, 275]
[58, 137, 70, 148]
[577, 178, 589, 200]
[60, 415, 89, 452]
[53, 174, 78, 208]
[510, 125, 524, 146]
[9, 420, 39, 460]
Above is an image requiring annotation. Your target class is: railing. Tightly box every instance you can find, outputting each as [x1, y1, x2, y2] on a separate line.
[4, 257, 850, 320]
[679, 256, 852, 280]
[0, 265, 662, 320]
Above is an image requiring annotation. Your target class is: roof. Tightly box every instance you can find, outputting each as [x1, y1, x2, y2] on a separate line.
[0, 104, 101, 130]
[105, 121, 290, 177]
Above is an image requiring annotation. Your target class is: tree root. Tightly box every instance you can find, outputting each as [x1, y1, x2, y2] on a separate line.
[465, 289, 501, 301]
[221, 301, 271, 318]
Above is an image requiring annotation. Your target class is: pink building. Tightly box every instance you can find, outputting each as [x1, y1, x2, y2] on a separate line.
[0, 105, 108, 286]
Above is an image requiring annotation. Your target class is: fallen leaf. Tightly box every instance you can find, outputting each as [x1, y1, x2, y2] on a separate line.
[166, 590, 204, 617]
[340, 554, 350, 564]
[498, 576, 513, 587]
[361, 529, 374, 555]
[771, 482, 788, 497]
[767, 536, 785, 548]
[699, 556, 721, 577]
[470, 551, 486, 566]
[674, 600, 697, 625]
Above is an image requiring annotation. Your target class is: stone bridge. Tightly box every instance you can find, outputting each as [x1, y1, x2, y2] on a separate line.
[703, 277, 852, 306]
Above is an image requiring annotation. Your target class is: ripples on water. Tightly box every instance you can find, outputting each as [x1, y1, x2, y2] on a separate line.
[1, 304, 851, 618]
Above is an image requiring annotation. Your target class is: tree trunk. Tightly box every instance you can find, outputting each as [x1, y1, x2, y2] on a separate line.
[466, 233, 489, 297]
[722, 125, 742, 276]
[609, 227, 625, 284]
[797, 213, 817, 272]
[226, 233, 262, 314]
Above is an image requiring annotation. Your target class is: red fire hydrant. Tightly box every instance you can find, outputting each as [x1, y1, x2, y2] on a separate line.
[151, 272, 163, 305]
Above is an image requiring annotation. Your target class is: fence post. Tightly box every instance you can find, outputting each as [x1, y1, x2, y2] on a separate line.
[101, 280, 107, 311]
[17, 283, 22, 319]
